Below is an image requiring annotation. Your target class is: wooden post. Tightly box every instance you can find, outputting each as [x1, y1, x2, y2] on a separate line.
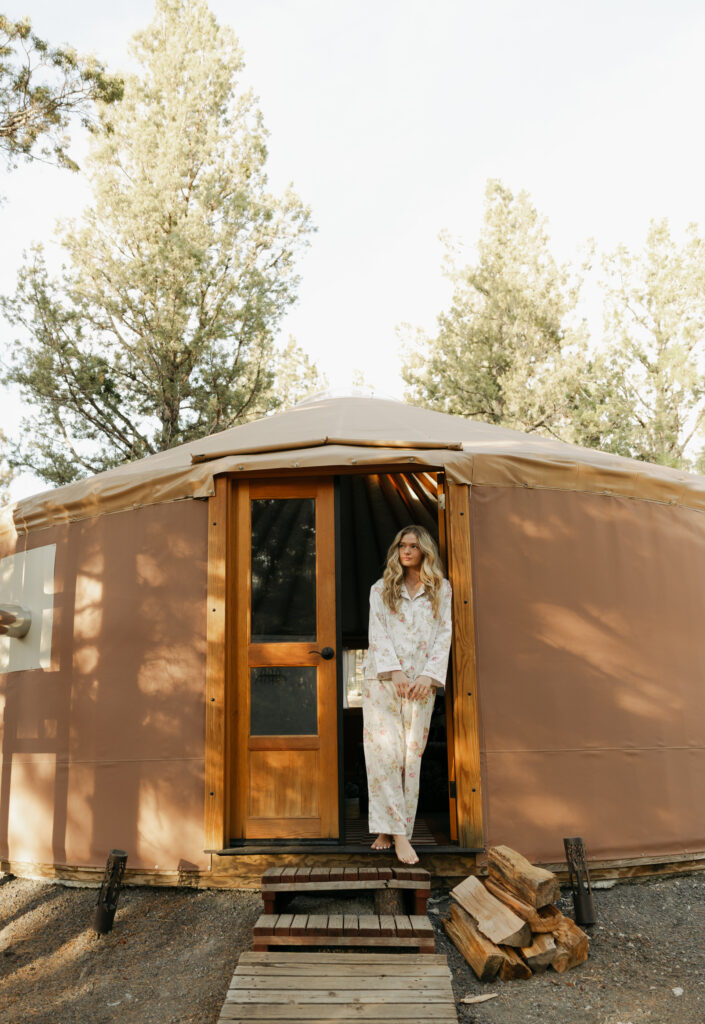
[445, 480, 483, 850]
[204, 476, 230, 852]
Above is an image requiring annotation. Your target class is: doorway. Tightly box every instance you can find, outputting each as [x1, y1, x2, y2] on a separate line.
[227, 471, 453, 846]
[336, 472, 452, 847]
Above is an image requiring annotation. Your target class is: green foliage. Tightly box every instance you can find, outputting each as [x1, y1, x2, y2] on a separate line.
[585, 221, 705, 469]
[3, 0, 319, 486]
[0, 427, 12, 506]
[269, 338, 328, 412]
[401, 180, 588, 440]
[403, 182, 705, 472]
[0, 13, 122, 170]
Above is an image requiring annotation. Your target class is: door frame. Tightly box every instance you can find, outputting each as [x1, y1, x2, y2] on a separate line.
[203, 468, 484, 853]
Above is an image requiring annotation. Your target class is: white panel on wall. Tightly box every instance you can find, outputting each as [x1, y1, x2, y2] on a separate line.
[0, 545, 57, 673]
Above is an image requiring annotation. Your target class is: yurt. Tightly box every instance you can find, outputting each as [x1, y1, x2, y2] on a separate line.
[1, 396, 703, 887]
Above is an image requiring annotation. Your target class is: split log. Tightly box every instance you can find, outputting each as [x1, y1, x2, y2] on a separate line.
[484, 877, 562, 933]
[551, 916, 589, 973]
[487, 845, 561, 908]
[498, 944, 532, 981]
[451, 875, 531, 947]
[442, 903, 504, 981]
[520, 932, 556, 973]
[537, 903, 564, 930]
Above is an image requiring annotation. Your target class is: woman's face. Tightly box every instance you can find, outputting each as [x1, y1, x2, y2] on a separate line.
[399, 532, 423, 571]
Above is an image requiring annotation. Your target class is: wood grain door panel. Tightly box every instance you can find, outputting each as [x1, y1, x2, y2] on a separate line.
[231, 478, 338, 839]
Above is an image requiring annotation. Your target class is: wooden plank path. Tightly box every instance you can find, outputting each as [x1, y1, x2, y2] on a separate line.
[217, 951, 458, 1023]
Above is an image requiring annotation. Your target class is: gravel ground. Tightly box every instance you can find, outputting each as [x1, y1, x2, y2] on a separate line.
[1, 871, 703, 1024]
[434, 874, 705, 1024]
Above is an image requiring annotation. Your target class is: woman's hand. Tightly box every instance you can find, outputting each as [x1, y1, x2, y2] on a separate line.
[391, 670, 411, 698]
[406, 675, 435, 701]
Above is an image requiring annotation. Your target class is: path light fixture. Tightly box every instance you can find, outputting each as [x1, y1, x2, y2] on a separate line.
[94, 850, 128, 935]
[563, 835, 596, 925]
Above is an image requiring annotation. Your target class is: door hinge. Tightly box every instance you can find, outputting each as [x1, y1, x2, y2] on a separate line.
[448, 780, 456, 799]
[438, 492, 446, 510]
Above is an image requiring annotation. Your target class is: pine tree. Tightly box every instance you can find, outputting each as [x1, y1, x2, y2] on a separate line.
[0, 429, 12, 506]
[588, 221, 705, 469]
[3, 0, 318, 485]
[0, 13, 122, 170]
[401, 180, 588, 440]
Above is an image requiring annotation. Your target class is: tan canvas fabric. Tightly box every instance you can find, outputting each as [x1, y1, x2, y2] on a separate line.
[0, 502, 209, 870]
[3, 396, 705, 539]
[472, 485, 705, 863]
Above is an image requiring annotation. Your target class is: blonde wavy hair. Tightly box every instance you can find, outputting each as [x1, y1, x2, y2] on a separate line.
[381, 524, 446, 617]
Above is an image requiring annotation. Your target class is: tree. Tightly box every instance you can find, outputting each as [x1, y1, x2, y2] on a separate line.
[269, 337, 327, 411]
[401, 180, 588, 440]
[3, 0, 319, 486]
[581, 220, 705, 470]
[0, 428, 12, 506]
[0, 13, 122, 170]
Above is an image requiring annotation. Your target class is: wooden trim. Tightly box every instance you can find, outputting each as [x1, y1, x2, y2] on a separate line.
[245, 817, 323, 840]
[204, 476, 230, 851]
[445, 481, 483, 849]
[6, 849, 704, 890]
[248, 735, 320, 750]
[231, 480, 251, 838]
[436, 475, 458, 843]
[248, 643, 321, 666]
[249, 477, 329, 498]
[315, 481, 338, 836]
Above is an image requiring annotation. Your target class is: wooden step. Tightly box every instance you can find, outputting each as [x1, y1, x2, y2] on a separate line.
[261, 865, 430, 915]
[252, 912, 436, 953]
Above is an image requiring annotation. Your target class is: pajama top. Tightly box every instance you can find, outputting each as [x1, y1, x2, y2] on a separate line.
[362, 577, 453, 687]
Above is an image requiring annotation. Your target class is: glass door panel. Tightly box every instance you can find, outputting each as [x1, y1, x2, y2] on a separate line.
[251, 497, 317, 642]
[250, 666, 318, 735]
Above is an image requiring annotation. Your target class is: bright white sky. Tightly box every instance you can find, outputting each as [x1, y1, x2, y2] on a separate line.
[2, 0, 705, 500]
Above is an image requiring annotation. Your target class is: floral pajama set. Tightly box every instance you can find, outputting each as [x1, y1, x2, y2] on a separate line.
[362, 577, 453, 837]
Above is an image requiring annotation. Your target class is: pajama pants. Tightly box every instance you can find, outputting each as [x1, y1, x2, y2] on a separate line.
[362, 679, 436, 837]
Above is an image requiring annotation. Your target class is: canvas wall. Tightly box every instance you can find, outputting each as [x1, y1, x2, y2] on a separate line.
[471, 485, 705, 863]
[0, 500, 208, 872]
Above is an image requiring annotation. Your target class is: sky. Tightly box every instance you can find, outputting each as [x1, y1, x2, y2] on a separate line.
[2, 0, 705, 500]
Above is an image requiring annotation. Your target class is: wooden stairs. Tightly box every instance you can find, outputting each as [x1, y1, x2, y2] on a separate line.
[261, 864, 430, 913]
[216, 862, 459, 1023]
[255, 864, 433, 952]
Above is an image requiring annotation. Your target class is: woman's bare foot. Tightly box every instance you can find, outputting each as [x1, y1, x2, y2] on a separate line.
[393, 834, 419, 864]
[371, 833, 392, 850]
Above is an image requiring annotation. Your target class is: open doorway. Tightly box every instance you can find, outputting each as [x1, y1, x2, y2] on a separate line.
[336, 472, 453, 847]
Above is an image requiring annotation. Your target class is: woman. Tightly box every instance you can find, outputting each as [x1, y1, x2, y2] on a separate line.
[362, 524, 452, 865]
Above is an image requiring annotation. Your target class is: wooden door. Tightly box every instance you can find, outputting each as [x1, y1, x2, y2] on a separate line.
[231, 478, 338, 839]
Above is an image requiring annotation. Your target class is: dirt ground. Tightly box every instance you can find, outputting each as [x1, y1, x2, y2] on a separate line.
[1, 870, 703, 1024]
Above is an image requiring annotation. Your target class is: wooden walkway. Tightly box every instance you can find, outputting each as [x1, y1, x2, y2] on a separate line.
[217, 951, 458, 1023]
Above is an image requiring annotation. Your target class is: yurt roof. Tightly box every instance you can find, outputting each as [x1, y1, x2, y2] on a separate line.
[4, 395, 705, 538]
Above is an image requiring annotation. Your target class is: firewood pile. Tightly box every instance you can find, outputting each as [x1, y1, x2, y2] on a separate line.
[443, 844, 589, 981]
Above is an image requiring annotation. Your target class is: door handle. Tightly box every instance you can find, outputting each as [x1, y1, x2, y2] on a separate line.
[309, 646, 335, 660]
